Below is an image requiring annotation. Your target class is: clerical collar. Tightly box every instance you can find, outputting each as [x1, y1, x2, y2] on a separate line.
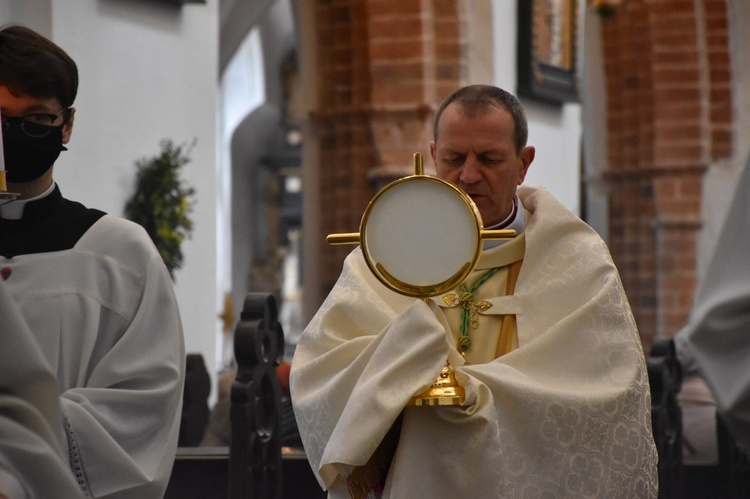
[482, 195, 525, 250]
[0, 182, 57, 220]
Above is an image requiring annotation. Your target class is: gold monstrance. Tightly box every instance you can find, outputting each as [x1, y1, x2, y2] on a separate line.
[327, 152, 515, 406]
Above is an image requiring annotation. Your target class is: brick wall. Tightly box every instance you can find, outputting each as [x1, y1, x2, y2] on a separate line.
[600, 0, 733, 349]
[703, 0, 733, 159]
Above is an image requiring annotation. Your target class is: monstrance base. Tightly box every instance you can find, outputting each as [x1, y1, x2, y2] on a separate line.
[408, 364, 466, 407]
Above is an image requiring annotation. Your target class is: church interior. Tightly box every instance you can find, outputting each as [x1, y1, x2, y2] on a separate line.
[2, 0, 749, 497]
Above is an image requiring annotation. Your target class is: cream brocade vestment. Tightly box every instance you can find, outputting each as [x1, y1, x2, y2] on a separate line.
[291, 186, 658, 498]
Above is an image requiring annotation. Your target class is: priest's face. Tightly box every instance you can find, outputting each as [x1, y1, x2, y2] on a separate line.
[431, 102, 535, 227]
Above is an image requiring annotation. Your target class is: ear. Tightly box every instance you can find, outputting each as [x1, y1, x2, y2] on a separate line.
[429, 141, 436, 162]
[62, 107, 75, 144]
[517, 146, 535, 184]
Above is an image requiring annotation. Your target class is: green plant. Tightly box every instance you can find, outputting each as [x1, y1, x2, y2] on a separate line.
[125, 139, 196, 280]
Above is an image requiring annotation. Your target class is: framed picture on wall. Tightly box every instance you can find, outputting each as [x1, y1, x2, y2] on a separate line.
[517, 0, 579, 104]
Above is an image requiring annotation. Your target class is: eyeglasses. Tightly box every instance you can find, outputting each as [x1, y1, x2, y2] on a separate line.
[1, 107, 71, 138]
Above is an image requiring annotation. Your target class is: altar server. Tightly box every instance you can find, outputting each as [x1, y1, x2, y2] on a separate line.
[0, 25, 184, 498]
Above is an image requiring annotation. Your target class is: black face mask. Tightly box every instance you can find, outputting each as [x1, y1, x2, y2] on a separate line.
[2, 124, 67, 183]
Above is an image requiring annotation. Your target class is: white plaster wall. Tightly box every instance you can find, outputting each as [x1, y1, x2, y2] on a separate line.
[2, 0, 221, 397]
[0, 0, 51, 35]
[492, 0, 583, 216]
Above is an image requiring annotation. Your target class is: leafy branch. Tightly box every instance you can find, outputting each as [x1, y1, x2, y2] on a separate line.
[125, 139, 196, 280]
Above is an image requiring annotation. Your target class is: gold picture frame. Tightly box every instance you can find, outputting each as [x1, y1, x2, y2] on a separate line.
[517, 0, 579, 104]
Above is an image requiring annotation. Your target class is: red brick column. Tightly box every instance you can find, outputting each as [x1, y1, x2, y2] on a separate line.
[602, 0, 660, 347]
[312, 0, 373, 293]
[600, 0, 732, 348]
[312, 0, 466, 296]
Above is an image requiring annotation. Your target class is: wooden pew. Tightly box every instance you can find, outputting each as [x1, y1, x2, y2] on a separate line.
[166, 293, 324, 499]
[716, 412, 750, 498]
[166, 446, 324, 499]
[647, 338, 684, 499]
[650, 339, 750, 499]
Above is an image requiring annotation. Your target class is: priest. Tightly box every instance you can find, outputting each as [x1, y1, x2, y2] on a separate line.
[291, 85, 658, 498]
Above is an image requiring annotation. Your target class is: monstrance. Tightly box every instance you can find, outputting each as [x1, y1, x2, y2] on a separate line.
[327, 152, 515, 406]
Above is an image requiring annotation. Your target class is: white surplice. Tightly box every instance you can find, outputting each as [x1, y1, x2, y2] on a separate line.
[1, 216, 185, 498]
[0, 278, 86, 499]
[291, 186, 658, 498]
